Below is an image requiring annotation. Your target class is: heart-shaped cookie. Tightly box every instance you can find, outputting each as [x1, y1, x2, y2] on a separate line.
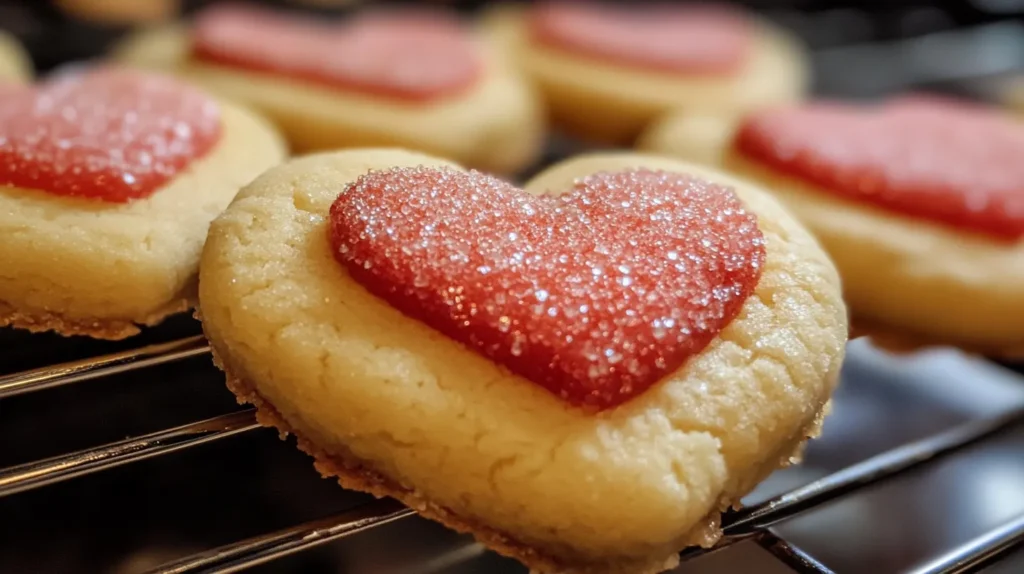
[199, 149, 846, 574]
[192, 4, 482, 101]
[734, 100, 1024, 239]
[328, 166, 765, 410]
[0, 67, 221, 202]
[528, 2, 750, 74]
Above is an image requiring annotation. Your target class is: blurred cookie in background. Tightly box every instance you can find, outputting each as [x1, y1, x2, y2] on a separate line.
[0, 67, 286, 339]
[55, 0, 180, 25]
[647, 95, 1024, 357]
[0, 30, 32, 81]
[637, 111, 739, 167]
[110, 21, 188, 71]
[999, 76, 1024, 115]
[113, 3, 545, 175]
[483, 2, 808, 146]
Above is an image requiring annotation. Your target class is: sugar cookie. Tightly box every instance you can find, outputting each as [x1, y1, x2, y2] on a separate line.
[484, 2, 807, 145]
[647, 97, 1024, 354]
[199, 148, 846, 574]
[0, 67, 285, 338]
[113, 5, 544, 175]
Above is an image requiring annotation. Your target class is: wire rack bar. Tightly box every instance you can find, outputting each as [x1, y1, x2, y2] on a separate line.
[726, 406, 1024, 534]
[904, 512, 1024, 574]
[145, 499, 413, 574]
[756, 530, 835, 574]
[3, 340, 1021, 572]
[682, 405, 1024, 560]
[0, 410, 257, 498]
[402, 544, 488, 574]
[144, 406, 1024, 574]
[0, 335, 210, 399]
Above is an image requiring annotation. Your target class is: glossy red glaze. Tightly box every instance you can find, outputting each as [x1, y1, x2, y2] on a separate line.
[328, 167, 765, 410]
[735, 100, 1024, 240]
[192, 4, 482, 102]
[528, 2, 750, 75]
[0, 68, 221, 202]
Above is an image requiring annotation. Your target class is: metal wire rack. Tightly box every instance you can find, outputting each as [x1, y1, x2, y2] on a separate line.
[1, 336, 1023, 574]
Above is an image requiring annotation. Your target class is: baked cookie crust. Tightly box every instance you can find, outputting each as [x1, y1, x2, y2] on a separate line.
[0, 297, 190, 340]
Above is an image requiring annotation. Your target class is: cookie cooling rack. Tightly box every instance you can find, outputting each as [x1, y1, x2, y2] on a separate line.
[2, 329, 1024, 573]
[3, 1, 1024, 573]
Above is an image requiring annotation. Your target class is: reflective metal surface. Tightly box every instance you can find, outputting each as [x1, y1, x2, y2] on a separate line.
[905, 513, 1024, 574]
[0, 335, 209, 399]
[147, 500, 414, 574]
[0, 410, 258, 497]
[755, 343, 1024, 574]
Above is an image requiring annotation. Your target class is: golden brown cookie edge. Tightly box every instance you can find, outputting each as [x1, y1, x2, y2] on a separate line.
[850, 317, 1024, 361]
[0, 298, 192, 340]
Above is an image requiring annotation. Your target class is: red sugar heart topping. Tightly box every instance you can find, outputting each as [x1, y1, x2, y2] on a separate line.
[0, 68, 221, 203]
[528, 2, 750, 75]
[328, 167, 765, 410]
[735, 100, 1024, 240]
[192, 4, 482, 102]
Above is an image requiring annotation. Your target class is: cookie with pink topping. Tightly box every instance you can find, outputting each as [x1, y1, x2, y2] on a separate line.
[0, 67, 284, 339]
[113, 4, 544, 175]
[644, 96, 1024, 355]
[484, 2, 807, 145]
[198, 148, 846, 574]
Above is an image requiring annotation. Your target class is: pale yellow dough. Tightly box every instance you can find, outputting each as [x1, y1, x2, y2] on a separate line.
[112, 25, 545, 175]
[639, 112, 741, 167]
[482, 6, 807, 145]
[642, 111, 1024, 351]
[0, 101, 285, 338]
[111, 22, 191, 72]
[0, 31, 32, 82]
[199, 149, 846, 574]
